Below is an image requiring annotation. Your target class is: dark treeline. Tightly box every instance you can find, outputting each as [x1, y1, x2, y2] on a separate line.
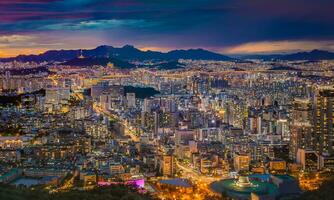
[0, 184, 155, 200]
[0, 89, 45, 106]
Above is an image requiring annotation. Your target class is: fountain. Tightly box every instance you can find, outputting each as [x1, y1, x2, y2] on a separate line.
[235, 175, 254, 188]
[210, 175, 278, 199]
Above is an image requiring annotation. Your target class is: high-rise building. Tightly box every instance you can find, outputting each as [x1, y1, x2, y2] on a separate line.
[296, 149, 319, 171]
[126, 93, 136, 108]
[153, 111, 160, 139]
[233, 154, 250, 172]
[142, 98, 152, 112]
[289, 98, 313, 160]
[99, 94, 111, 110]
[313, 86, 334, 155]
[160, 155, 175, 177]
[277, 119, 289, 141]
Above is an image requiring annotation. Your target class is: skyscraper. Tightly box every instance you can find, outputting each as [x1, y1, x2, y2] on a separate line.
[313, 86, 334, 155]
[126, 93, 136, 108]
[289, 98, 313, 160]
[153, 111, 160, 139]
[160, 155, 175, 177]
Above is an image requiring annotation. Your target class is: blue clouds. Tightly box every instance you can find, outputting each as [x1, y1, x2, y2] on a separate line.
[0, 0, 333, 53]
[43, 19, 158, 30]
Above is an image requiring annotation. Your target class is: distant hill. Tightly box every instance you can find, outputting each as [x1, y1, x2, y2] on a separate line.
[0, 45, 234, 63]
[164, 48, 233, 61]
[279, 49, 334, 61]
[239, 49, 334, 61]
[0, 50, 80, 63]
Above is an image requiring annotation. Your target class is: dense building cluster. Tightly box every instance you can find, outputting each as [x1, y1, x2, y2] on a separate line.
[0, 58, 333, 199]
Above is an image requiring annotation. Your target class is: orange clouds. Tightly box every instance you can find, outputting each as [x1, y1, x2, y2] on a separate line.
[0, 34, 48, 57]
[0, 48, 47, 58]
[223, 40, 334, 54]
[139, 46, 172, 53]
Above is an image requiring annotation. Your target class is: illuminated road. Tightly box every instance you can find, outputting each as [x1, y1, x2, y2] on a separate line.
[152, 161, 222, 200]
[92, 102, 140, 142]
[51, 175, 75, 193]
[176, 160, 223, 183]
[48, 75, 59, 86]
[70, 89, 140, 142]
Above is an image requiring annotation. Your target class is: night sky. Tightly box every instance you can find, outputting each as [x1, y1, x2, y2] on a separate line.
[0, 0, 333, 57]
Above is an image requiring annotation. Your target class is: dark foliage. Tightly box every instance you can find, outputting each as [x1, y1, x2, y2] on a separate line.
[0, 184, 155, 200]
[124, 86, 160, 99]
[0, 89, 45, 106]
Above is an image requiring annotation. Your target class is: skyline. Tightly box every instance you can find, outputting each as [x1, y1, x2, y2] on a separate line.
[0, 0, 334, 57]
[1, 2, 334, 199]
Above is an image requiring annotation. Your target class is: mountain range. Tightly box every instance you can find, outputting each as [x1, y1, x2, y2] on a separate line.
[240, 49, 334, 61]
[0, 45, 234, 63]
[1, 46, 334, 67]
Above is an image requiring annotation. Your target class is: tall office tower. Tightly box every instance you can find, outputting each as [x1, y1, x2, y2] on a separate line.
[153, 111, 160, 139]
[99, 94, 111, 110]
[230, 100, 247, 129]
[192, 77, 200, 95]
[143, 98, 152, 112]
[313, 86, 334, 155]
[224, 102, 234, 125]
[277, 118, 289, 141]
[248, 115, 262, 135]
[160, 155, 175, 177]
[289, 98, 313, 161]
[126, 93, 136, 108]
